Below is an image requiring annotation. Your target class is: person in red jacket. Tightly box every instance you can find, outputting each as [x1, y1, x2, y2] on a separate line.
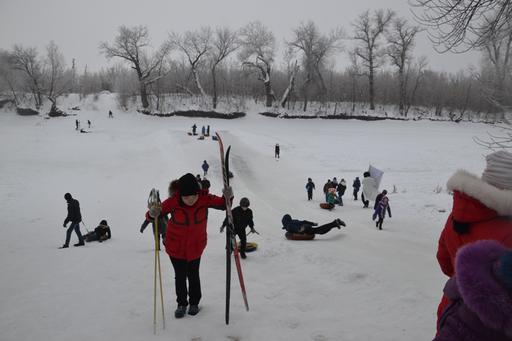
[150, 173, 229, 319]
[435, 150, 512, 332]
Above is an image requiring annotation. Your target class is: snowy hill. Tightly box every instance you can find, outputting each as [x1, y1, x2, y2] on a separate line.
[0, 94, 505, 340]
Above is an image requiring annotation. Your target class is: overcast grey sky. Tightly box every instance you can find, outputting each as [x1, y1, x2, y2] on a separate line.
[0, 0, 480, 73]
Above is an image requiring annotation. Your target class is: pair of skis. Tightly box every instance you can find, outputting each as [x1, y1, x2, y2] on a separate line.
[216, 132, 249, 325]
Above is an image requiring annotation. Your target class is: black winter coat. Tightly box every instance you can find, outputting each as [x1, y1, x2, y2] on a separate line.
[64, 199, 82, 225]
[222, 206, 254, 232]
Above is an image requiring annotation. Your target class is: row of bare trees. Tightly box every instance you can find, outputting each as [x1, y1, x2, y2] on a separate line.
[0, 8, 511, 117]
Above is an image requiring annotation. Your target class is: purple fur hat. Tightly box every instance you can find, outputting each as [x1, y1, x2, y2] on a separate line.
[456, 240, 512, 336]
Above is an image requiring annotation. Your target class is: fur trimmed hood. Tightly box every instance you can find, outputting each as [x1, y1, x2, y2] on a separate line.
[447, 170, 512, 216]
[455, 240, 512, 336]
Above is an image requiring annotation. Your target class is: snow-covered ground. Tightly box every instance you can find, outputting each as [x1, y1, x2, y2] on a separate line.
[0, 94, 505, 341]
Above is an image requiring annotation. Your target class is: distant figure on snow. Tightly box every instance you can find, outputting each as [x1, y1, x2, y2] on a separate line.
[108, 110, 113, 118]
[372, 190, 391, 230]
[206, 125, 210, 136]
[202, 160, 209, 176]
[87, 120, 91, 129]
[275, 143, 280, 159]
[201, 126, 206, 136]
[305, 178, 316, 200]
[85, 220, 112, 242]
[75, 119, 80, 130]
[353, 177, 361, 200]
[61, 193, 84, 248]
[282, 214, 345, 235]
[323, 179, 334, 202]
[192, 124, 197, 135]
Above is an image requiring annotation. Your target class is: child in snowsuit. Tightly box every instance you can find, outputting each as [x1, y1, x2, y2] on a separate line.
[372, 190, 391, 230]
[325, 188, 338, 210]
[282, 214, 345, 235]
[202, 160, 209, 176]
[435, 240, 512, 341]
[305, 178, 315, 200]
[148, 173, 229, 318]
[337, 179, 347, 206]
[353, 177, 361, 200]
[85, 220, 112, 242]
[220, 197, 256, 259]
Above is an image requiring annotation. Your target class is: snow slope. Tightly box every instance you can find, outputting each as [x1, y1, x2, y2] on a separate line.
[0, 95, 505, 341]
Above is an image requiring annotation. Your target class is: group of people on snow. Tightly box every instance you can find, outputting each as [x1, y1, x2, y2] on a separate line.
[305, 172, 391, 230]
[191, 124, 211, 137]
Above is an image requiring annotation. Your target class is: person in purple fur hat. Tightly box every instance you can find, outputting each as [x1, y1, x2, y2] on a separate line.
[435, 239, 512, 341]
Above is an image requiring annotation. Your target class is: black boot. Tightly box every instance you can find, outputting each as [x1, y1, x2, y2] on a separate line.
[74, 242, 85, 247]
[175, 305, 187, 318]
[59, 244, 69, 249]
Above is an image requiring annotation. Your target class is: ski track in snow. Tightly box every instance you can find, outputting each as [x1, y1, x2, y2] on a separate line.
[0, 95, 502, 341]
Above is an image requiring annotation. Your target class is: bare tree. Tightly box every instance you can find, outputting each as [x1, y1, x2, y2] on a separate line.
[410, 0, 512, 52]
[209, 27, 238, 109]
[404, 56, 428, 115]
[44, 41, 69, 107]
[170, 27, 212, 98]
[0, 50, 20, 104]
[353, 9, 395, 110]
[10, 45, 44, 109]
[100, 25, 170, 109]
[386, 18, 422, 115]
[288, 21, 344, 111]
[239, 21, 276, 107]
[481, 16, 512, 107]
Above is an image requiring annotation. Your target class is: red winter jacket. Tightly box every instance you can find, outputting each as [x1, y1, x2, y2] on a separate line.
[159, 192, 226, 261]
[436, 170, 512, 328]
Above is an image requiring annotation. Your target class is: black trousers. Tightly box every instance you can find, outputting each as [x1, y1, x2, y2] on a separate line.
[307, 190, 313, 200]
[353, 189, 359, 200]
[361, 193, 369, 207]
[235, 228, 247, 255]
[303, 221, 338, 235]
[170, 257, 201, 306]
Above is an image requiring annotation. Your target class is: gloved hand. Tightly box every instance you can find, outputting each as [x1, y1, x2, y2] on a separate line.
[249, 227, 260, 235]
[220, 226, 225, 233]
[149, 204, 162, 218]
[63, 222, 67, 228]
[222, 186, 233, 199]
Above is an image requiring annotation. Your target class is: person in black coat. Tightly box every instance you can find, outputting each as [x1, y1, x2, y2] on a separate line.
[275, 143, 280, 158]
[61, 193, 84, 248]
[352, 177, 361, 200]
[221, 197, 256, 259]
[337, 179, 347, 206]
[305, 177, 316, 200]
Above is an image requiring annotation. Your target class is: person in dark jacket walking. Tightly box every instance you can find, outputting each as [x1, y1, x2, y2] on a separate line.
[305, 178, 316, 200]
[281, 214, 345, 235]
[191, 124, 197, 135]
[61, 193, 84, 248]
[323, 179, 333, 202]
[275, 143, 280, 158]
[435, 240, 512, 341]
[220, 197, 256, 259]
[108, 110, 113, 118]
[201, 160, 209, 176]
[337, 179, 347, 206]
[353, 177, 361, 200]
[148, 173, 229, 318]
[85, 220, 112, 242]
